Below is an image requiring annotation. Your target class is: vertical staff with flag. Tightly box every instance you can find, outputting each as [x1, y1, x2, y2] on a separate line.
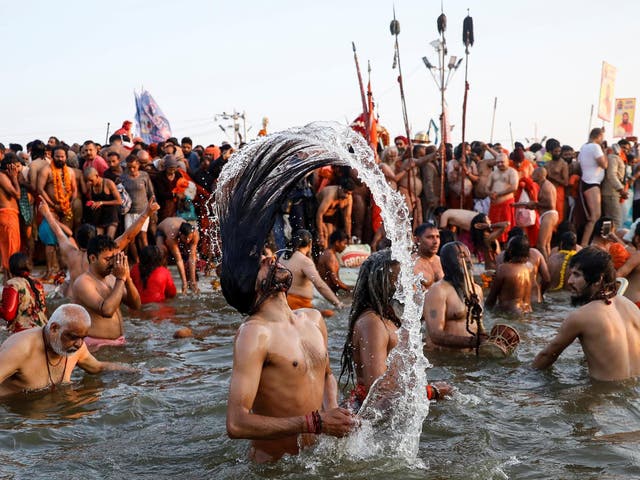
[459, 10, 474, 208]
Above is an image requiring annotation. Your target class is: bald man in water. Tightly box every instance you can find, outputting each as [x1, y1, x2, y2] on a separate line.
[534, 248, 640, 381]
[0, 304, 133, 396]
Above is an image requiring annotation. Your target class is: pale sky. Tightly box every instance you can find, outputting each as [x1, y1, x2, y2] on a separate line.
[1, 0, 638, 150]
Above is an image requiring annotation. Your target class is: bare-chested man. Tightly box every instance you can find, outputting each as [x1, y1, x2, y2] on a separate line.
[435, 207, 479, 233]
[37, 146, 77, 227]
[0, 154, 22, 280]
[544, 139, 569, 223]
[0, 304, 134, 396]
[341, 250, 451, 411]
[487, 154, 518, 243]
[472, 142, 499, 215]
[486, 235, 533, 314]
[532, 167, 559, 259]
[156, 217, 200, 294]
[225, 254, 355, 462]
[534, 247, 640, 381]
[578, 128, 607, 246]
[279, 229, 344, 311]
[39, 197, 159, 297]
[413, 222, 443, 290]
[397, 143, 437, 228]
[547, 232, 578, 292]
[316, 180, 353, 249]
[317, 230, 352, 294]
[423, 242, 487, 352]
[72, 236, 141, 350]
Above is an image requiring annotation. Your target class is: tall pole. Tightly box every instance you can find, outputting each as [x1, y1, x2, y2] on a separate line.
[352, 42, 370, 141]
[588, 104, 594, 134]
[105, 122, 111, 145]
[490, 97, 498, 143]
[460, 11, 474, 209]
[437, 11, 447, 206]
[509, 121, 514, 148]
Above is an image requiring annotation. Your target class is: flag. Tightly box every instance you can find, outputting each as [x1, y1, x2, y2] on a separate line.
[367, 80, 378, 152]
[597, 62, 616, 122]
[134, 90, 172, 144]
[613, 98, 636, 138]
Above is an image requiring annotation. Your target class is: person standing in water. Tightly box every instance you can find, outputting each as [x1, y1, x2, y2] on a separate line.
[534, 247, 640, 381]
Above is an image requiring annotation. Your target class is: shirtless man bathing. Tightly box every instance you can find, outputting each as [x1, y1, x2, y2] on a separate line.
[0, 304, 134, 396]
[534, 247, 640, 381]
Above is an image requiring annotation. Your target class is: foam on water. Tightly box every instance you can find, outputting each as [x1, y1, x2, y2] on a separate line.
[212, 121, 430, 463]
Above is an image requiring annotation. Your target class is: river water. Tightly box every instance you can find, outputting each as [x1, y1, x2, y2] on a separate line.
[2, 279, 640, 479]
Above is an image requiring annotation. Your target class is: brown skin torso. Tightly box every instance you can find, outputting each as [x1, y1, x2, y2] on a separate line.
[486, 261, 533, 314]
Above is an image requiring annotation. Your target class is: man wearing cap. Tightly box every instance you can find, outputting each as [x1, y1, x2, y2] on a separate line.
[0, 153, 23, 279]
[152, 155, 183, 221]
[113, 120, 133, 138]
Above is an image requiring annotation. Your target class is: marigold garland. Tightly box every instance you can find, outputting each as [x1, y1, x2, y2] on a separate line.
[550, 249, 576, 292]
[51, 163, 72, 220]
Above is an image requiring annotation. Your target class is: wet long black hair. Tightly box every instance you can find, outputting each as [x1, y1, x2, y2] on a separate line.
[215, 124, 356, 314]
[440, 241, 473, 302]
[339, 249, 400, 390]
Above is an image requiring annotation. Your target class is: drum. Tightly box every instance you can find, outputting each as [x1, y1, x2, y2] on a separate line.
[478, 324, 520, 358]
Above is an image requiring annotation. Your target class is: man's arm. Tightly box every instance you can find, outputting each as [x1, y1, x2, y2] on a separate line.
[69, 168, 78, 200]
[325, 254, 351, 292]
[343, 195, 352, 239]
[76, 344, 137, 374]
[73, 275, 125, 317]
[0, 333, 26, 383]
[114, 198, 159, 251]
[167, 239, 188, 293]
[352, 313, 390, 390]
[301, 258, 342, 307]
[484, 267, 504, 309]
[315, 191, 332, 247]
[533, 314, 581, 370]
[0, 169, 20, 200]
[36, 166, 54, 205]
[537, 255, 551, 293]
[617, 252, 640, 278]
[187, 232, 200, 292]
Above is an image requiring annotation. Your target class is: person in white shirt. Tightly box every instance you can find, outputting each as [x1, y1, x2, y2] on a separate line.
[578, 128, 607, 246]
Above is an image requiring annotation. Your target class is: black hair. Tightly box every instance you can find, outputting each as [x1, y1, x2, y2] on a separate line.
[440, 241, 471, 301]
[108, 134, 122, 144]
[0, 152, 20, 170]
[52, 145, 67, 158]
[292, 229, 312, 250]
[559, 231, 577, 250]
[77, 224, 97, 249]
[505, 235, 530, 263]
[589, 216, 613, 244]
[86, 235, 117, 259]
[561, 145, 574, 153]
[9, 143, 22, 153]
[8, 252, 44, 310]
[139, 245, 165, 289]
[181, 137, 193, 145]
[618, 139, 630, 147]
[529, 143, 543, 153]
[30, 140, 46, 160]
[220, 144, 233, 153]
[414, 221, 438, 237]
[216, 125, 354, 314]
[545, 138, 560, 152]
[340, 249, 400, 390]
[589, 128, 603, 140]
[107, 151, 121, 159]
[569, 246, 616, 301]
[179, 222, 194, 237]
[507, 226, 525, 240]
[470, 213, 488, 250]
[329, 230, 349, 245]
[433, 206, 448, 217]
[437, 229, 455, 254]
[340, 176, 357, 192]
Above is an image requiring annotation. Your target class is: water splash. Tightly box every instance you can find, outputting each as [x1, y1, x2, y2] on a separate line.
[212, 121, 430, 462]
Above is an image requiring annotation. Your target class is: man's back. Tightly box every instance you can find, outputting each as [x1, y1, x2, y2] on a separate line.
[489, 262, 533, 314]
[575, 296, 640, 380]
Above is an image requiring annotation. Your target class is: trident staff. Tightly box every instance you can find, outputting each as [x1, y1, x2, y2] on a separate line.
[459, 11, 475, 208]
[352, 42, 370, 143]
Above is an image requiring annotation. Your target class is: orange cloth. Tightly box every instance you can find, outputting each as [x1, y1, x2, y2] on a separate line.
[609, 243, 631, 269]
[0, 208, 20, 270]
[287, 293, 313, 310]
[555, 184, 566, 222]
[488, 198, 514, 243]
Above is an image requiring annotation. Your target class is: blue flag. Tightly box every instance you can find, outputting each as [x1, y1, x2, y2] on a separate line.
[134, 90, 172, 144]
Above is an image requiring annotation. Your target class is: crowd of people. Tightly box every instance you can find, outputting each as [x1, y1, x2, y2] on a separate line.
[2, 123, 640, 464]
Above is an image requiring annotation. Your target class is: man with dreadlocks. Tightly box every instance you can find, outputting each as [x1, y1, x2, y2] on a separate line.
[218, 127, 358, 463]
[534, 247, 640, 381]
[340, 250, 451, 412]
[423, 242, 488, 352]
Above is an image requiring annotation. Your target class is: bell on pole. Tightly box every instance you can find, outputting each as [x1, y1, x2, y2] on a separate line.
[437, 13, 447, 34]
[463, 14, 474, 48]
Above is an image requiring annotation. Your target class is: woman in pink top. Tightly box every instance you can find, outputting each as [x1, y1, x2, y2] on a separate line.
[131, 246, 177, 304]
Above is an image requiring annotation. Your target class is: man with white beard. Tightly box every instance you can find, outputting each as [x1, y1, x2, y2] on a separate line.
[0, 304, 134, 396]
